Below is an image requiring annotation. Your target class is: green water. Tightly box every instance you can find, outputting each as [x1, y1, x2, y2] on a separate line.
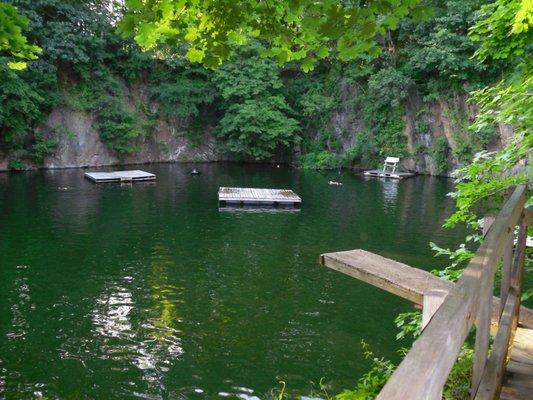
[0, 163, 465, 399]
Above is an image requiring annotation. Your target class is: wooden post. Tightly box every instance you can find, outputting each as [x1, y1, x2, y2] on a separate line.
[474, 288, 520, 400]
[525, 206, 533, 226]
[511, 220, 527, 293]
[422, 290, 448, 400]
[422, 290, 448, 329]
[471, 273, 494, 398]
[482, 216, 495, 237]
[500, 235, 514, 317]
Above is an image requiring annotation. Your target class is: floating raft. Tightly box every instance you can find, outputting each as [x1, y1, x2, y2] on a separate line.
[363, 170, 415, 180]
[84, 170, 155, 183]
[218, 187, 301, 208]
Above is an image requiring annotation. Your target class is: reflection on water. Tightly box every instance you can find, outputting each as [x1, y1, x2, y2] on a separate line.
[89, 246, 185, 390]
[0, 163, 467, 399]
[146, 243, 184, 363]
[219, 206, 301, 213]
[380, 179, 399, 210]
[6, 266, 31, 341]
[93, 284, 134, 339]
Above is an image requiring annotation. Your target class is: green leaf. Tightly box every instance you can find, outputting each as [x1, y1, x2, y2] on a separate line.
[184, 27, 198, 42]
[186, 47, 205, 63]
[316, 46, 329, 58]
[301, 57, 316, 72]
[7, 61, 27, 70]
[227, 31, 247, 45]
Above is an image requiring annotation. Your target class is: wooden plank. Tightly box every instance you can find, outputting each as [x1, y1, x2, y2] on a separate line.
[503, 376, 533, 392]
[513, 326, 533, 353]
[504, 373, 533, 389]
[320, 250, 454, 304]
[474, 289, 520, 399]
[319, 249, 533, 329]
[506, 359, 533, 376]
[501, 327, 533, 400]
[375, 185, 526, 400]
[509, 327, 533, 364]
[500, 384, 533, 400]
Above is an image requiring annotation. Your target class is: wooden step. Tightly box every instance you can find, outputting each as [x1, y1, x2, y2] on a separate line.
[501, 327, 533, 400]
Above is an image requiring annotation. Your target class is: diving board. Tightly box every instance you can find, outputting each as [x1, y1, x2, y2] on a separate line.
[218, 187, 301, 208]
[319, 249, 533, 331]
[84, 170, 155, 183]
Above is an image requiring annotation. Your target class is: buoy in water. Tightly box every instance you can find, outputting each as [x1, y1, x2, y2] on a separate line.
[190, 169, 200, 175]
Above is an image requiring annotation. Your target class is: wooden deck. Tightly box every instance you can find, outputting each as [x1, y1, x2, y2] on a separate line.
[319, 186, 532, 400]
[218, 187, 301, 207]
[84, 170, 155, 183]
[501, 327, 533, 400]
[321, 248, 533, 400]
[363, 170, 415, 179]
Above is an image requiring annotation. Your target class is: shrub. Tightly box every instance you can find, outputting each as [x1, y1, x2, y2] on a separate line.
[430, 137, 449, 175]
[299, 151, 341, 169]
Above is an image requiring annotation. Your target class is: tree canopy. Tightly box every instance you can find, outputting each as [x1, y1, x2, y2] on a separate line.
[0, 2, 41, 69]
[0, 0, 529, 172]
[117, 0, 433, 70]
[444, 0, 532, 227]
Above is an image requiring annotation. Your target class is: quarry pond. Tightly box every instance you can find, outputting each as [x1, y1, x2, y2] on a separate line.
[0, 163, 466, 399]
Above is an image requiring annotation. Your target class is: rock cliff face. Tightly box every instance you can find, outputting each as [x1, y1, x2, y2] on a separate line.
[328, 86, 505, 176]
[0, 76, 224, 172]
[401, 91, 503, 175]
[0, 80, 506, 174]
[42, 106, 221, 169]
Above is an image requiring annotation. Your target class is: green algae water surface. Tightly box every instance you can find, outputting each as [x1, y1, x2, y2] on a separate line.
[0, 163, 465, 399]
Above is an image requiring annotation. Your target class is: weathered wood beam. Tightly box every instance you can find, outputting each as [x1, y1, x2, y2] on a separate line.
[422, 290, 448, 329]
[474, 288, 520, 400]
[525, 206, 533, 226]
[320, 249, 454, 304]
[320, 249, 533, 329]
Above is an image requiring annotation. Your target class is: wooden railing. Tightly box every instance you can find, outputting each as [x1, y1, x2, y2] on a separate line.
[375, 185, 529, 400]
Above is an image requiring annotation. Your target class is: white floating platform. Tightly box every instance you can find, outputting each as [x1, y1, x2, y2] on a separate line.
[363, 170, 415, 180]
[84, 170, 156, 183]
[219, 187, 301, 208]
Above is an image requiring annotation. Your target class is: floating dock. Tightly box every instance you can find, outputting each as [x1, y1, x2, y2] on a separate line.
[84, 170, 156, 183]
[363, 170, 415, 180]
[363, 156, 415, 180]
[218, 187, 301, 208]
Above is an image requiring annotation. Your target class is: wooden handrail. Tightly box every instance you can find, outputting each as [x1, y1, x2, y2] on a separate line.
[375, 185, 527, 400]
[319, 250, 533, 329]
